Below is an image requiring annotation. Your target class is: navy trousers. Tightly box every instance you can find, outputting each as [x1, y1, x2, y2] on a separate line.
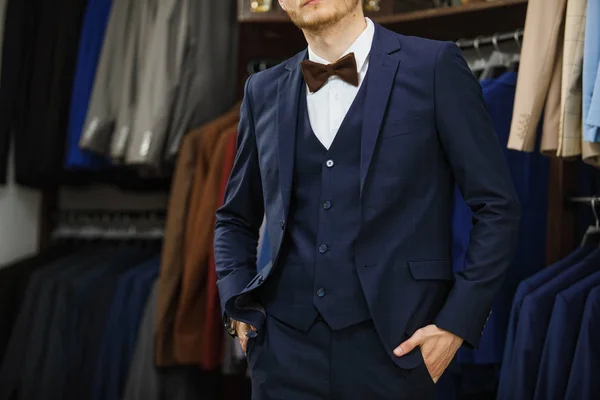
[247, 315, 436, 400]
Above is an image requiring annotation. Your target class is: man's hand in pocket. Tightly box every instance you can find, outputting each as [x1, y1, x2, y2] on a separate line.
[393, 324, 463, 382]
[234, 320, 258, 354]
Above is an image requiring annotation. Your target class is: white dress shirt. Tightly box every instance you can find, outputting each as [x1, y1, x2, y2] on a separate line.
[306, 18, 375, 150]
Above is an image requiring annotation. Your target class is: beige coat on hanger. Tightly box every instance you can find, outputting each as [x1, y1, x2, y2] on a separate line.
[557, 0, 587, 158]
[507, 0, 567, 154]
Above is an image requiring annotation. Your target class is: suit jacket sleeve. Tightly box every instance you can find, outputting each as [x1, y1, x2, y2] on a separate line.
[214, 75, 265, 319]
[432, 42, 521, 348]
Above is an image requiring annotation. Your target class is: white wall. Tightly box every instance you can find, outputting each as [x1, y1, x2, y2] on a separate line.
[0, 146, 41, 267]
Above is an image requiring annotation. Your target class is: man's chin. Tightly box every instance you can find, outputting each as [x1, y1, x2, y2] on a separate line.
[291, 12, 339, 30]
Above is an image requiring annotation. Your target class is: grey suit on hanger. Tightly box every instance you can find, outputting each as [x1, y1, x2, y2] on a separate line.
[110, 0, 159, 161]
[79, 0, 136, 155]
[123, 281, 159, 400]
[162, 0, 238, 162]
[124, 0, 188, 166]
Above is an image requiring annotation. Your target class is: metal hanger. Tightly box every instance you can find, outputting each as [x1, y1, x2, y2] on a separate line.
[479, 33, 511, 81]
[470, 36, 487, 79]
[581, 197, 600, 247]
[508, 29, 522, 73]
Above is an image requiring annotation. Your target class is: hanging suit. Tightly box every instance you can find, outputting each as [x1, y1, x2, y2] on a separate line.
[92, 256, 160, 400]
[79, 0, 135, 155]
[124, 0, 189, 166]
[155, 104, 239, 366]
[163, 0, 238, 160]
[564, 285, 600, 399]
[200, 128, 238, 371]
[0, 245, 71, 363]
[583, 0, 600, 143]
[0, 249, 103, 400]
[557, 0, 587, 158]
[507, 0, 567, 154]
[124, 282, 160, 400]
[64, 0, 113, 169]
[173, 122, 232, 364]
[534, 269, 600, 399]
[498, 245, 594, 389]
[0, 0, 42, 184]
[497, 248, 600, 400]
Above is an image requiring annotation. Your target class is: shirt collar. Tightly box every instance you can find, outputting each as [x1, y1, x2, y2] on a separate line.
[307, 18, 375, 73]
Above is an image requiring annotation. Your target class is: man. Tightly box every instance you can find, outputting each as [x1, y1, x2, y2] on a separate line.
[214, 0, 520, 398]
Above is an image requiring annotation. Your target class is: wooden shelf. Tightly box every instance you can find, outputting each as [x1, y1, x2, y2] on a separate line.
[381, 0, 528, 41]
[377, 0, 527, 25]
[240, 0, 528, 29]
[238, 0, 392, 23]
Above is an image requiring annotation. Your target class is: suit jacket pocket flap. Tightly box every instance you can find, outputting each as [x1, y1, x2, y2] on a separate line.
[408, 260, 454, 281]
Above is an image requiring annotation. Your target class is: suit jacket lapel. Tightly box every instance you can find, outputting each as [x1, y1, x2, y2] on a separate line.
[277, 51, 307, 221]
[360, 25, 402, 198]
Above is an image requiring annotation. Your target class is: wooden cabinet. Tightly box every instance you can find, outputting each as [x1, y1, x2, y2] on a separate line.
[237, 0, 526, 24]
[238, 0, 395, 22]
[237, 0, 527, 40]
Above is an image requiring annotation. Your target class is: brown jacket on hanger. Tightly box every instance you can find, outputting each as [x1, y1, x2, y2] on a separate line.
[201, 127, 238, 370]
[173, 119, 237, 364]
[155, 104, 240, 366]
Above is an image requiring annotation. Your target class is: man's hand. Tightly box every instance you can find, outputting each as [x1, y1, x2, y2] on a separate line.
[234, 320, 257, 354]
[393, 325, 463, 383]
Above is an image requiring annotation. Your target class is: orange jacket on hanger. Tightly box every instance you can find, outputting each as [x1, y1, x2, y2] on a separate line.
[201, 127, 238, 370]
[155, 103, 240, 366]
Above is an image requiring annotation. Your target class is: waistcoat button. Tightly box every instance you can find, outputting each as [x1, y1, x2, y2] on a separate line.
[323, 200, 332, 210]
[326, 159, 334, 168]
[318, 244, 329, 254]
[316, 288, 326, 297]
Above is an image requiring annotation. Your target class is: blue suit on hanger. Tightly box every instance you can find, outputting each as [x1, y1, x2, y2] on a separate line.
[497, 248, 600, 400]
[498, 245, 593, 387]
[565, 285, 600, 399]
[583, 0, 600, 142]
[534, 270, 600, 399]
[64, 0, 112, 169]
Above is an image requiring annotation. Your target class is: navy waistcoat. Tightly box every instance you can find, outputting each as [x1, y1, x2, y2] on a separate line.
[259, 81, 371, 331]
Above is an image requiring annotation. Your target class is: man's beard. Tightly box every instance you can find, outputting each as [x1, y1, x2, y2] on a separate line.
[287, 0, 360, 31]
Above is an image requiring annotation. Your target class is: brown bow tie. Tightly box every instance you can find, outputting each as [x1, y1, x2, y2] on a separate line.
[300, 52, 359, 93]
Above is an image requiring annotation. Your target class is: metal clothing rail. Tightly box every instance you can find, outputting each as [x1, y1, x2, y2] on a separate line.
[569, 196, 600, 204]
[51, 209, 166, 240]
[456, 29, 523, 50]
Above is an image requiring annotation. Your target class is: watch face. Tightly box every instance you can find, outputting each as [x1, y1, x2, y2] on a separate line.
[225, 317, 237, 336]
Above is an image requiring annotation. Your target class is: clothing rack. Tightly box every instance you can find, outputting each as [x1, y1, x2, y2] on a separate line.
[51, 209, 165, 240]
[569, 196, 600, 204]
[456, 29, 523, 50]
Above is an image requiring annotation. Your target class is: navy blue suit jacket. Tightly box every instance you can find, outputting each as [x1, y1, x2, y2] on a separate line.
[497, 248, 600, 400]
[565, 285, 600, 399]
[498, 245, 593, 388]
[214, 23, 520, 369]
[534, 270, 600, 399]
